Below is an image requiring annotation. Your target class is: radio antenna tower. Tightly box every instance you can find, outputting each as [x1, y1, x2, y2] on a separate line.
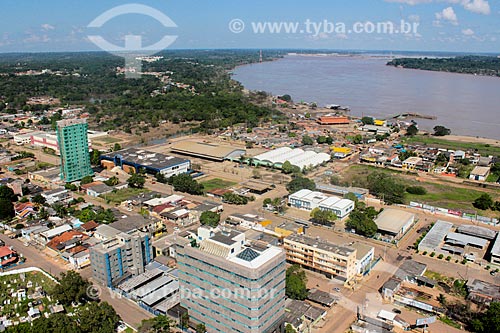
[259, 49, 263, 63]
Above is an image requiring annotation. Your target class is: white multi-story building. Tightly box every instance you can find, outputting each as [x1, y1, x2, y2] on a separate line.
[288, 189, 355, 218]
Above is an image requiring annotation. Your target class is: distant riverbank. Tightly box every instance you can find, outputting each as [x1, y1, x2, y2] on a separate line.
[387, 56, 500, 77]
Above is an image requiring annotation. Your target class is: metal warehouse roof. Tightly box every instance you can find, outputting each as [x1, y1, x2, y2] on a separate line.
[132, 275, 174, 298]
[446, 232, 488, 248]
[456, 225, 497, 240]
[418, 220, 453, 252]
[253, 147, 330, 169]
[491, 234, 500, 257]
[374, 209, 415, 234]
[171, 141, 245, 161]
[141, 280, 179, 307]
[102, 147, 189, 171]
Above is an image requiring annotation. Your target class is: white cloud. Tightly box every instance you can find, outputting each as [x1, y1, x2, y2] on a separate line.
[462, 28, 475, 35]
[41, 24, 55, 31]
[435, 7, 459, 25]
[462, 0, 490, 15]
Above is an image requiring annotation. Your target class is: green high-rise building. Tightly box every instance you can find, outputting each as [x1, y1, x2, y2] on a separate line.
[56, 118, 93, 182]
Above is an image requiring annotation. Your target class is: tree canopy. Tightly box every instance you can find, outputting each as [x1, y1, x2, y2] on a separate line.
[361, 116, 374, 125]
[168, 174, 204, 195]
[0, 185, 17, 202]
[127, 173, 146, 189]
[310, 208, 337, 226]
[301, 135, 314, 146]
[282, 161, 300, 175]
[286, 265, 308, 300]
[51, 270, 92, 306]
[387, 56, 500, 77]
[200, 211, 220, 227]
[406, 124, 418, 136]
[346, 206, 379, 237]
[473, 193, 493, 210]
[367, 172, 406, 204]
[138, 315, 175, 333]
[433, 125, 451, 136]
[0, 198, 15, 220]
[286, 175, 316, 193]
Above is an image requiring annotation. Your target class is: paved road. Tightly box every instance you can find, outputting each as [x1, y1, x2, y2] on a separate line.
[0, 233, 152, 329]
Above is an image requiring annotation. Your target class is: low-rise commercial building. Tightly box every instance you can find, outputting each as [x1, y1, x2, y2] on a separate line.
[284, 234, 357, 283]
[101, 147, 190, 177]
[418, 220, 454, 253]
[467, 279, 500, 305]
[374, 209, 415, 240]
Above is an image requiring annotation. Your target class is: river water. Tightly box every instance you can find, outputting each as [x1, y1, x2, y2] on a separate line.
[233, 54, 500, 139]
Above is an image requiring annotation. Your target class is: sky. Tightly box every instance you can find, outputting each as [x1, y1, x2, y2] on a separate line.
[0, 0, 498, 53]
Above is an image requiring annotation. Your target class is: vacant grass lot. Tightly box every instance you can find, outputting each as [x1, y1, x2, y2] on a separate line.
[341, 164, 499, 212]
[403, 135, 500, 156]
[200, 178, 237, 192]
[94, 136, 122, 144]
[102, 187, 150, 203]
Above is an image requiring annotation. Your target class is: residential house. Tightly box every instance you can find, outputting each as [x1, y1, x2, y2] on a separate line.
[469, 166, 490, 181]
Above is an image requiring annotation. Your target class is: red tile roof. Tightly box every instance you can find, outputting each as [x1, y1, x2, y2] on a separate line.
[46, 231, 88, 251]
[152, 203, 173, 214]
[0, 246, 16, 257]
[317, 116, 350, 125]
[81, 221, 99, 231]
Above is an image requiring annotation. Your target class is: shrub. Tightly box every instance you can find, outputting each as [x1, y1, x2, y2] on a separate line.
[446, 256, 452, 261]
[406, 186, 428, 195]
[430, 252, 436, 257]
[438, 254, 444, 259]
[423, 251, 428, 255]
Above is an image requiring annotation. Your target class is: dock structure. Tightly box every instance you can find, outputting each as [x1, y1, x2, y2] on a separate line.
[387, 113, 437, 120]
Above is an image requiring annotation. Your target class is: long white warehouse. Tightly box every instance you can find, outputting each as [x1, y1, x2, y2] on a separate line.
[253, 147, 330, 169]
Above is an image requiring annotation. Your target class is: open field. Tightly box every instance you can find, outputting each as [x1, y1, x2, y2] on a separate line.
[403, 135, 500, 156]
[405, 182, 493, 210]
[93, 136, 122, 144]
[101, 188, 151, 203]
[200, 178, 237, 192]
[340, 164, 499, 213]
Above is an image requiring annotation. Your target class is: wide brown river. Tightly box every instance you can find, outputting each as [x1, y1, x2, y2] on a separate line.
[233, 54, 500, 139]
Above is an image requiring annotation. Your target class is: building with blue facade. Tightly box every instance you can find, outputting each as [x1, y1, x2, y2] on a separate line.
[90, 228, 153, 287]
[100, 147, 190, 177]
[176, 226, 286, 333]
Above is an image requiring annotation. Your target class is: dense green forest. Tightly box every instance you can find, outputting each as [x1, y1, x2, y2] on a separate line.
[0, 50, 285, 131]
[387, 56, 500, 77]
